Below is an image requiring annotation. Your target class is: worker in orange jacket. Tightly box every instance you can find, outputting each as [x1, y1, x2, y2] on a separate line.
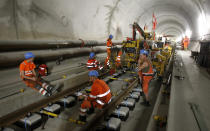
[115, 49, 123, 69]
[105, 34, 113, 68]
[138, 49, 154, 106]
[86, 52, 103, 71]
[19, 52, 53, 97]
[79, 70, 112, 122]
[183, 36, 189, 50]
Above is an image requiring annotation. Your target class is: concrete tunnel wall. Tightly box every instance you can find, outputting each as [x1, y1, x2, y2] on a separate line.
[0, 0, 210, 44]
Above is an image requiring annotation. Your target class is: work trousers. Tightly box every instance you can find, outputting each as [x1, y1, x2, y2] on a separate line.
[23, 77, 51, 96]
[80, 100, 103, 116]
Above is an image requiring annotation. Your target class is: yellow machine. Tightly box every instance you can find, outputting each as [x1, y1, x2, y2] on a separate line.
[122, 22, 147, 69]
[122, 40, 141, 69]
[161, 45, 172, 64]
[150, 41, 173, 78]
[120, 22, 174, 77]
[152, 53, 166, 77]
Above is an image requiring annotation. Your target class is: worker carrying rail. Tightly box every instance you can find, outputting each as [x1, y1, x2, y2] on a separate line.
[138, 49, 154, 106]
[19, 52, 56, 97]
[105, 34, 114, 68]
[79, 70, 112, 122]
[86, 52, 103, 71]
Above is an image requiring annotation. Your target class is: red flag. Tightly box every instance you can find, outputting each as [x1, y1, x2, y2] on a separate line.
[144, 24, 147, 31]
[152, 13, 157, 30]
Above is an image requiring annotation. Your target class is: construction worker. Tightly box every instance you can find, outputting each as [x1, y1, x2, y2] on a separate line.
[19, 52, 54, 97]
[79, 70, 112, 122]
[86, 52, 103, 71]
[105, 34, 113, 68]
[183, 36, 189, 50]
[115, 49, 123, 69]
[138, 49, 154, 106]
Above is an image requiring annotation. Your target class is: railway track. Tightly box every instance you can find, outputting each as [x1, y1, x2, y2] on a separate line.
[0, 49, 174, 131]
[0, 69, 139, 129]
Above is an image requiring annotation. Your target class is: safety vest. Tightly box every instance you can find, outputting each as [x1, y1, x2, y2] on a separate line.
[86, 59, 103, 70]
[139, 59, 154, 76]
[116, 50, 122, 63]
[19, 60, 36, 78]
[107, 39, 113, 49]
[88, 79, 112, 106]
[183, 38, 189, 43]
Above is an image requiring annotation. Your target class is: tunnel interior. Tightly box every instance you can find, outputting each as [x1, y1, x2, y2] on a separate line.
[0, 0, 210, 131]
[0, 0, 210, 42]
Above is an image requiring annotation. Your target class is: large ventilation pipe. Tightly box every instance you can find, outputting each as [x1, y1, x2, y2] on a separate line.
[0, 46, 107, 68]
[0, 40, 122, 52]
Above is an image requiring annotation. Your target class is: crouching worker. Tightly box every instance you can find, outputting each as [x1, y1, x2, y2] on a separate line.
[79, 70, 112, 122]
[86, 52, 103, 71]
[138, 49, 154, 106]
[19, 52, 54, 97]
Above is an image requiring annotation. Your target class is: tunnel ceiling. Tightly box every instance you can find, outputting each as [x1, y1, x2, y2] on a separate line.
[0, 0, 210, 41]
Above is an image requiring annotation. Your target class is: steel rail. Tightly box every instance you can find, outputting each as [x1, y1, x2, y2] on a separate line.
[0, 70, 110, 127]
[0, 82, 86, 127]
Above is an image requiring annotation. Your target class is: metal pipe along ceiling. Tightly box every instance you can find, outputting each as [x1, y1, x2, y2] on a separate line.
[0, 40, 122, 52]
[0, 46, 107, 68]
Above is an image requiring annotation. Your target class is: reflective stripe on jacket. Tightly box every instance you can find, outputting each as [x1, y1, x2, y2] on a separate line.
[88, 79, 112, 106]
[19, 60, 36, 78]
[107, 39, 113, 49]
[87, 59, 99, 70]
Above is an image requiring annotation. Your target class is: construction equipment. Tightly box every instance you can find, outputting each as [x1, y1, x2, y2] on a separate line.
[161, 47, 172, 65]
[152, 53, 167, 77]
[122, 22, 147, 69]
[122, 40, 140, 69]
[133, 22, 146, 40]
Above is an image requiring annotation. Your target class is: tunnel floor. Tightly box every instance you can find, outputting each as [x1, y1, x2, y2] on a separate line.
[168, 50, 210, 131]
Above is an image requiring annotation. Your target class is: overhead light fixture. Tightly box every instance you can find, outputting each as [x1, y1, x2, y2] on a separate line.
[198, 12, 209, 38]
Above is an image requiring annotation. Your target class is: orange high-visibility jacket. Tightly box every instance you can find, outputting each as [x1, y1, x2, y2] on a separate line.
[139, 59, 154, 78]
[116, 50, 122, 63]
[183, 37, 189, 44]
[19, 60, 36, 78]
[86, 59, 103, 70]
[107, 39, 113, 49]
[183, 37, 189, 47]
[88, 79, 112, 106]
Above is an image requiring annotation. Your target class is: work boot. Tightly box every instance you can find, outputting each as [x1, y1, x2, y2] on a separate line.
[141, 101, 150, 107]
[79, 115, 86, 122]
[146, 101, 151, 107]
[45, 92, 52, 97]
[49, 84, 60, 94]
[47, 86, 53, 93]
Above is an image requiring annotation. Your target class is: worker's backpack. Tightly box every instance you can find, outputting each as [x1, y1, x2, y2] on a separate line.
[38, 64, 48, 76]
